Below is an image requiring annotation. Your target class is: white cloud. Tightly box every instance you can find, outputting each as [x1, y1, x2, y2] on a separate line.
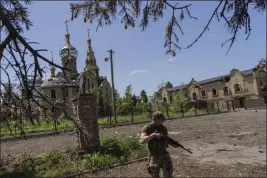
[167, 58, 176, 62]
[129, 69, 150, 75]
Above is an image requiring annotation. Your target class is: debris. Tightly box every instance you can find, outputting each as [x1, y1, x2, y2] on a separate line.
[216, 148, 234, 152]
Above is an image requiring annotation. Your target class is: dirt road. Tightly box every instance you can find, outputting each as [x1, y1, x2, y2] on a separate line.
[2, 110, 266, 177]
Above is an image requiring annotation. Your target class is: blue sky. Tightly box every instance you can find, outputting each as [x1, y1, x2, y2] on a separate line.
[3, 1, 266, 96]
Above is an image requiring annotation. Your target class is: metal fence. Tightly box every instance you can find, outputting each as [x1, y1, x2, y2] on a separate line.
[1, 100, 236, 137]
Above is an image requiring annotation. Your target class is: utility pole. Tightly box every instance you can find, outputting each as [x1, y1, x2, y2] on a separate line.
[0, 20, 2, 106]
[105, 49, 117, 123]
[0, 20, 2, 168]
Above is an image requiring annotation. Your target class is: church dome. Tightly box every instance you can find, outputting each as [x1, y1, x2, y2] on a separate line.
[59, 33, 78, 58]
[40, 77, 68, 88]
[59, 44, 78, 58]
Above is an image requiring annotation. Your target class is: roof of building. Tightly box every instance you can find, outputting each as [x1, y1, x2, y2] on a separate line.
[40, 77, 68, 88]
[160, 68, 254, 93]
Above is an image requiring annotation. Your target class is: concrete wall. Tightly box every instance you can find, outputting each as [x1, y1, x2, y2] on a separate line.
[245, 98, 266, 109]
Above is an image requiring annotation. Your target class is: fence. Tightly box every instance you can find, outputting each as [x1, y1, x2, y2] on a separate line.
[1, 99, 236, 137]
[152, 99, 231, 119]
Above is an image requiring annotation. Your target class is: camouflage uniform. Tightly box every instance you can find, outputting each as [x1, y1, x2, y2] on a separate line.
[141, 123, 173, 178]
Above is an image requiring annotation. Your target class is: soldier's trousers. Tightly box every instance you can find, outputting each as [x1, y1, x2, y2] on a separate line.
[148, 153, 173, 178]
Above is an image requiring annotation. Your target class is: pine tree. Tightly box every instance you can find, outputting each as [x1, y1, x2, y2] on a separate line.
[70, 0, 266, 56]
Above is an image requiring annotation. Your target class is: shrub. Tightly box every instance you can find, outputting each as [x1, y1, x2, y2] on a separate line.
[100, 137, 130, 159]
[41, 151, 62, 165]
[13, 154, 37, 177]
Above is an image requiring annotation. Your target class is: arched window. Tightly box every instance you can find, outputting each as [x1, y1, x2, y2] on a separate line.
[223, 86, 229, 94]
[201, 90, 206, 97]
[83, 78, 86, 93]
[163, 97, 167, 103]
[212, 88, 217, 96]
[192, 93, 197, 100]
[51, 89, 56, 98]
[169, 96, 173, 103]
[234, 84, 241, 93]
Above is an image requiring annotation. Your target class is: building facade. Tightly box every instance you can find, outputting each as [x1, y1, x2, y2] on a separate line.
[155, 62, 266, 109]
[38, 27, 113, 118]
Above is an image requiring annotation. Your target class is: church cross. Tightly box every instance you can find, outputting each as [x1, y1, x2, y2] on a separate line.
[64, 20, 69, 33]
[87, 29, 90, 39]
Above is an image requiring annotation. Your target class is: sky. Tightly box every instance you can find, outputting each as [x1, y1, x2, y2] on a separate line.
[2, 1, 266, 96]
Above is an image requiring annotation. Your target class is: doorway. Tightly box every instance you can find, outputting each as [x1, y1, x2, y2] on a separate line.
[239, 98, 245, 108]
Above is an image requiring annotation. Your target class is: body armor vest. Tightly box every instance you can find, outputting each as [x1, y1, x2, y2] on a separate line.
[146, 124, 169, 156]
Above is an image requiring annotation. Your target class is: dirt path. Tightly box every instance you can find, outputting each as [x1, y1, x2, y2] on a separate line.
[1, 110, 266, 176]
[76, 155, 265, 177]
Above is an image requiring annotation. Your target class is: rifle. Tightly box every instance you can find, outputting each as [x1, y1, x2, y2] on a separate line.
[153, 129, 193, 154]
[164, 136, 193, 154]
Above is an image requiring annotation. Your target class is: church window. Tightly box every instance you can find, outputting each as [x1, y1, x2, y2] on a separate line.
[223, 87, 229, 94]
[51, 89, 56, 98]
[163, 97, 167, 103]
[92, 83, 94, 88]
[212, 88, 217, 96]
[201, 90, 206, 97]
[234, 84, 241, 93]
[52, 107, 55, 112]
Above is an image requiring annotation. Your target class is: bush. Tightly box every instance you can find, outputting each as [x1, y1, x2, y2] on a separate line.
[13, 154, 38, 177]
[6, 137, 147, 178]
[100, 137, 130, 159]
[41, 151, 62, 166]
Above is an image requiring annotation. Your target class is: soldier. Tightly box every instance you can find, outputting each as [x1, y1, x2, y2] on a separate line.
[139, 111, 173, 178]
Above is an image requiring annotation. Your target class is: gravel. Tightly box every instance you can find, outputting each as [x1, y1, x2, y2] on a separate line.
[1, 110, 266, 177]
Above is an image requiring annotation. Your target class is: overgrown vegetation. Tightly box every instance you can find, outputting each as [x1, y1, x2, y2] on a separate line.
[70, 0, 266, 56]
[0, 137, 148, 178]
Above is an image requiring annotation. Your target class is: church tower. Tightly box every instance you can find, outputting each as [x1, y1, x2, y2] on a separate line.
[50, 52, 56, 78]
[84, 29, 99, 79]
[59, 20, 78, 80]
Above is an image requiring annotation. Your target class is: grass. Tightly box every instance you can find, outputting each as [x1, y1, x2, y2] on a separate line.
[1, 109, 221, 137]
[0, 137, 148, 178]
[0, 113, 151, 137]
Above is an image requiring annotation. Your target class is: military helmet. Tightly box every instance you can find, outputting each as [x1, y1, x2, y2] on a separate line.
[152, 111, 166, 121]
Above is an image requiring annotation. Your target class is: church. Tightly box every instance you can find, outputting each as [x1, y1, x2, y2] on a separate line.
[39, 23, 113, 118]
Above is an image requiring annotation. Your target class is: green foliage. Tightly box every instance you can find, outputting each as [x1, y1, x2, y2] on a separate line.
[41, 151, 62, 165]
[135, 102, 148, 115]
[85, 88, 97, 94]
[4, 137, 147, 178]
[100, 137, 130, 158]
[140, 90, 148, 103]
[71, 0, 265, 56]
[158, 81, 173, 90]
[131, 94, 138, 107]
[172, 89, 187, 112]
[13, 154, 37, 177]
[114, 89, 120, 100]
[116, 85, 134, 115]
